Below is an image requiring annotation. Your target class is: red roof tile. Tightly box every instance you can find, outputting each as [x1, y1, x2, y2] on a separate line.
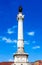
[0, 62, 14, 65]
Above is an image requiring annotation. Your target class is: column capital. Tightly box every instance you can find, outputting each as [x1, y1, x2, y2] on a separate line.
[17, 13, 24, 21]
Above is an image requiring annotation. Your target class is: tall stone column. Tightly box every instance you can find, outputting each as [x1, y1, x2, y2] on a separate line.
[17, 7, 24, 53]
[13, 7, 30, 65]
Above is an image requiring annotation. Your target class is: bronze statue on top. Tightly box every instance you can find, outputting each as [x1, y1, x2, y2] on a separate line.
[19, 6, 22, 12]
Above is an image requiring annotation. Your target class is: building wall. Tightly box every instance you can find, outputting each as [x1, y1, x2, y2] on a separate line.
[12, 62, 31, 65]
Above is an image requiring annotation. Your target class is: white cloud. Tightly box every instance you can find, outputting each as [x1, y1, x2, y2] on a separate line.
[27, 32, 35, 36]
[8, 58, 13, 62]
[13, 40, 17, 43]
[6, 39, 13, 43]
[2, 37, 30, 45]
[32, 46, 40, 49]
[7, 25, 17, 34]
[0, 36, 29, 45]
[7, 29, 14, 34]
[2, 37, 13, 43]
[24, 41, 29, 45]
[2, 37, 17, 43]
[2, 37, 8, 41]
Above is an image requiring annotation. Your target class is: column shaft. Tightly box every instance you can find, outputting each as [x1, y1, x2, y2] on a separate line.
[18, 20, 24, 48]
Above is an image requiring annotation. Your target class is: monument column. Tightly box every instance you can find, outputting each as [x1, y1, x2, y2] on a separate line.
[17, 7, 24, 53]
[13, 7, 30, 65]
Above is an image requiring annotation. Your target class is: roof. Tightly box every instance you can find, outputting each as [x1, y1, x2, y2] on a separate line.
[0, 62, 14, 65]
[0, 60, 42, 65]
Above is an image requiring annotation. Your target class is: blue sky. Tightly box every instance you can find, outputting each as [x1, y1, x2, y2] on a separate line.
[0, 0, 42, 62]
